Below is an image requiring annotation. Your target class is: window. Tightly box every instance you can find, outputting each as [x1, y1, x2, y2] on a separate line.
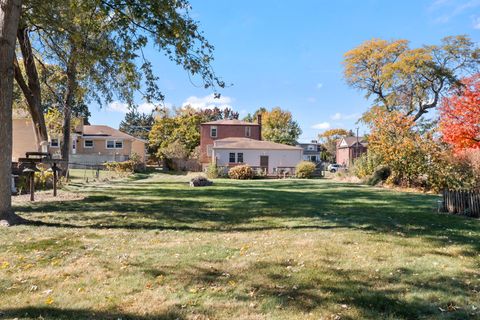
[210, 126, 217, 138]
[84, 140, 94, 148]
[245, 126, 251, 137]
[307, 145, 315, 151]
[107, 140, 123, 149]
[229, 152, 235, 163]
[237, 153, 243, 163]
[50, 139, 59, 147]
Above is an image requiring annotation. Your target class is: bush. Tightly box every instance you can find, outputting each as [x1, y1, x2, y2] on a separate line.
[105, 160, 135, 173]
[228, 165, 254, 180]
[366, 165, 391, 186]
[295, 161, 316, 178]
[206, 163, 220, 179]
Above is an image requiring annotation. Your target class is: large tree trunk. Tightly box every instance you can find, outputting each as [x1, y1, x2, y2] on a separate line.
[61, 48, 77, 172]
[14, 25, 48, 151]
[0, 0, 23, 226]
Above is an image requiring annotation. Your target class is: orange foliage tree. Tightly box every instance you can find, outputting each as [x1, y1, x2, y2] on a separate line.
[440, 74, 480, 153]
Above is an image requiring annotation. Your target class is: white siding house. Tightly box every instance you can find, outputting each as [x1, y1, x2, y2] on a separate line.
[212, 138, 303, 175]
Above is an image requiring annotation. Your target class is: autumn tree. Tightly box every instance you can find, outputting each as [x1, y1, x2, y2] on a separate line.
[0, 0, 23, 225]
[439, 74, 480, 152]
[344, 36, 480, 122]
[318, 128, 351, 162]
[257, 107, 301, 145]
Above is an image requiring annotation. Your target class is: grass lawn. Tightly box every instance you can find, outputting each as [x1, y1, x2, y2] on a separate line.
[1, 173, 479, 319]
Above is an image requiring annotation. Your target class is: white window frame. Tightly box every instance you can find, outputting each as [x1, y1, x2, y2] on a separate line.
[50, 138, 59, 148]
[229, 152, 235, 163]
[210, 126, 218, 138]
[106, 139, 123, 149]
[237, 152, 244, 163]
[307, 145, 315, 151]
[84, 140, 94, 148]
[245, 126, 251, 137]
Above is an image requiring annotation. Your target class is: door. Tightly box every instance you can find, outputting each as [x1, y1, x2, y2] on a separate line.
[260, 155, 269, 174]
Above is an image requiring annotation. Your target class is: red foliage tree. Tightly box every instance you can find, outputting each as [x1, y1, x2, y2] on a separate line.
[439, 74, 480, 153]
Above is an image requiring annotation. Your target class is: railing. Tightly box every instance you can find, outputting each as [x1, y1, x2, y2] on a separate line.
[442, 189, 480, 218]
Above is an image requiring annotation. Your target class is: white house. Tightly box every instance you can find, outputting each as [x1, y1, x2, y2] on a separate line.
[212, 137, 303, 175]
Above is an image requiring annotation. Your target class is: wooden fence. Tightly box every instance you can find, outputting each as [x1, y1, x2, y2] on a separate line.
[442, 189, 480, 218]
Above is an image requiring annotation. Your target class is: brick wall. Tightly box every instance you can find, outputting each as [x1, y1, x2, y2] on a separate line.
[199, 124, 261, 163]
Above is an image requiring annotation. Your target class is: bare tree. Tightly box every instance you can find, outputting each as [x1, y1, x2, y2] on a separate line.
[0, 0, 23, 225]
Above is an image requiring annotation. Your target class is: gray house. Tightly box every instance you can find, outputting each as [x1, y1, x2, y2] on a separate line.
[296, 141, 325, 163]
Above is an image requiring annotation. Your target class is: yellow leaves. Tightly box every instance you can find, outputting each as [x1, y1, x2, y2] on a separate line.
[1, 261, 10, 269]
[45, 297, 54, 305]
[239, 244, 250, 256]
[228, 280, 236, 287]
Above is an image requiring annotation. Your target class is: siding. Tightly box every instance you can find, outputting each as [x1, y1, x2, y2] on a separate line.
[12, 118, 38, 161]
[213, 148, 302, 174]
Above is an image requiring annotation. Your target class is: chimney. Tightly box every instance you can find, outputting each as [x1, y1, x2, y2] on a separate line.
[257, 114, 262, 140]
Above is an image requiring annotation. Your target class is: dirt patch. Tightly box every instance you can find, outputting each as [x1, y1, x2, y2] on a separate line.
[12, 190, 85, 204]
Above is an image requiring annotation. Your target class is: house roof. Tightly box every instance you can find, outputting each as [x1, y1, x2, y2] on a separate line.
[202, 119, 259, 125]
[213, 138, 302, 150]
[81, 125, 146, 143]
[337, 136, 367, 148]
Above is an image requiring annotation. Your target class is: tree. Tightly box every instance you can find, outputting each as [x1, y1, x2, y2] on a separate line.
[0, 0, 23, 225]
[365, 107, 435, 187]
[258, 107, 301, 145]
[19, 0, 225, 167]
[344, 36, 480, 122]
[318, 128, 351, 162]
[439, 74, 480, 152]
[149, 106, 240, 162]
[119, 110, 155, 141]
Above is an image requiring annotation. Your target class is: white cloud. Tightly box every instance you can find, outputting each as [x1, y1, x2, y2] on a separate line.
[312, 122, 331, 130]
[182, 94, 233, 110]
[107, 100, 170, 114]
[316, 83, 323, 89]
[330, 112, 360, 121]
[107, 101, 129, 113]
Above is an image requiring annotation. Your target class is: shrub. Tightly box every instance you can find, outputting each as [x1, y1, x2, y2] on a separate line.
[228, 165, 254, 180]
[366, 165, 391, 186]
[206, 163, 219, 179]
[295, 161, 316, 178]
[105, 160, 135, 173]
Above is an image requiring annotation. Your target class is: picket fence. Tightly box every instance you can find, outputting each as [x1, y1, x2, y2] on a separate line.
[442, 189, 480, 218]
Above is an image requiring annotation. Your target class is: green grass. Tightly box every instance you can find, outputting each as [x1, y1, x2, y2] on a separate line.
[1, 173, 479, 319]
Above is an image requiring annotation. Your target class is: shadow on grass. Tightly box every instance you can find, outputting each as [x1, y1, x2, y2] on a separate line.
[0, 307, 184, 320]
[172, 260, 476, 319]
[14, 178, 480, 251]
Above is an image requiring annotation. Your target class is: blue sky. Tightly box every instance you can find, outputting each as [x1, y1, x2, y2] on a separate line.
[92, 0, 480, 142]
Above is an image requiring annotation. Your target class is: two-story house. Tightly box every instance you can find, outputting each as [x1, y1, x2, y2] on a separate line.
[296, 140, 325, 163]
[199, 115, 262, 165]
[336, 136, 367, 167]
[200, 115, 303, 175]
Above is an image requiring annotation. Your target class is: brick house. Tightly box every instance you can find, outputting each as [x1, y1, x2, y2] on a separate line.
[335, 136, 367, 167]
[199, 115, 262, 165]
